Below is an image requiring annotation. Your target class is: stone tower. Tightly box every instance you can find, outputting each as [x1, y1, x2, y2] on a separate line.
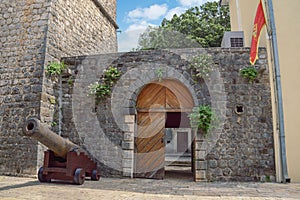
[0, 0, 118, 176]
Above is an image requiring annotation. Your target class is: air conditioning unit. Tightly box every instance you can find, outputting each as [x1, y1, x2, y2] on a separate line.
[221, 31, 244, 48]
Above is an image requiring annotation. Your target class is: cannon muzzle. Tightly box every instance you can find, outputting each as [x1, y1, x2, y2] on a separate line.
[23, 118, 79, 158]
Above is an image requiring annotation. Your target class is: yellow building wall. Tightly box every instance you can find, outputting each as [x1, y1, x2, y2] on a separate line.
[229, 0, 267, 47]
[273, 0, 300, 183]
[227, 0, 300, 182]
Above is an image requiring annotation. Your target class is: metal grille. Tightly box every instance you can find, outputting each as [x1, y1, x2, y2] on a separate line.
[230, 37, 244, 47]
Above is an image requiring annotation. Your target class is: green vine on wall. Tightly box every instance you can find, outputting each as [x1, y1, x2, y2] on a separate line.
[189, 105, 218, 135]
[88, 66, 121, 100]
[156, 68, 163, 81]
[189, 54, 215, 80]
[45, 62, 67, 76]
[240, 66, 258, 83]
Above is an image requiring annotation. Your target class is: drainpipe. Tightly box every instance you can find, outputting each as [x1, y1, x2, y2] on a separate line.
[266, 0, 290, 183]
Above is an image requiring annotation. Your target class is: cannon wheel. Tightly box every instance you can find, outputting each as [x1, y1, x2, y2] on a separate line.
[91, 169, 100, 181]
[74, 168, 85, 185]
[38, 167, 50, 183]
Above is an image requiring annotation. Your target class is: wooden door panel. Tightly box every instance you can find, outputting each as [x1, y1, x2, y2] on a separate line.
[135, 147, 165, 179]
[137, 112, 165, 139]
[163, 80, 194, 109]
[136, 132, 163, 153]
[135, 112, 165, 179]
[137, 83, 166, 109]
[166, 88, 180, 109]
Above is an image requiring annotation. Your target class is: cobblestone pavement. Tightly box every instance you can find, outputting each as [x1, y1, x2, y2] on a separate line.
[1, 174, 300, 200]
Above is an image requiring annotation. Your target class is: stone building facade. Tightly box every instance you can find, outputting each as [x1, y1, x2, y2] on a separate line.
[0, 1, 275, 181]
[60, 48, 275, 181]
[0, 0, 117, 176]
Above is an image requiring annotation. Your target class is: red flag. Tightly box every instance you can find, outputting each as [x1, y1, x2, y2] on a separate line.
[250, 0, 266, 65]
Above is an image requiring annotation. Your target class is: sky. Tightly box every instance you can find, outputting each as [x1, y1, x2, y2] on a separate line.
[117, 0, 216, 52]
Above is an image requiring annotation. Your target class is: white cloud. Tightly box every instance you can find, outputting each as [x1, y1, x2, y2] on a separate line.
[118, 21, 157, 52]
[118, 0, 216, 52]
[165, 7, 186, 20]
[127, 4, 168, 21]
[166, 0, 216, 20]
[118, 31, 138, 52]
[120, 4, 169, 52]
[178, 0, 214, 7]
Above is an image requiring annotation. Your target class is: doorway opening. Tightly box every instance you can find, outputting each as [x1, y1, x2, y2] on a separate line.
[134, 79, 194, 180]
[165, 112, 193, 181]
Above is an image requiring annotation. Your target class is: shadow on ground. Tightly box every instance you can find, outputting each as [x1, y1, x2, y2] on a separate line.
[0, 180, 40, 192]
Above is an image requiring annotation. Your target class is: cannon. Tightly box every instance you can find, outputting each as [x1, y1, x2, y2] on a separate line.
[22, 117, 100, 185]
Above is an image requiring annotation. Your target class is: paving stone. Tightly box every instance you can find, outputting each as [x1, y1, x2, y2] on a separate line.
[1, 176, 300, 200]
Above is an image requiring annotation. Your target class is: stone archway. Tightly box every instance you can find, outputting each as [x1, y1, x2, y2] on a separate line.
[134, 79, 194, 179]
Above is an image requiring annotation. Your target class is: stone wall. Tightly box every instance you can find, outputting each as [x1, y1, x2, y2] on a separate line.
[60, 48, 275, 181]
[0, 0, 117, 176]
[46, 0, 117, 61]
[95, 0, 117, 21]
[204, 48, 275, 181]
[0, 0, 50, 176]
[173, 48, 275, 181]
[41, 0, 118, 126]
[59, 55, 125, 177]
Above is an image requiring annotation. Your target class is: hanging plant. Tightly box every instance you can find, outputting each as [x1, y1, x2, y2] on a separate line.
[88, 82, 111, 98]
[189, 54, 215, 80]
[189, 105, 218, 135]
[88, 66, 121, 100]
[240, 66, 258, 83]
[45, 62, 67, 76]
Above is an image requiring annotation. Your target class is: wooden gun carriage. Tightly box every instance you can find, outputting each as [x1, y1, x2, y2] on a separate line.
[22, 118, 100, 185]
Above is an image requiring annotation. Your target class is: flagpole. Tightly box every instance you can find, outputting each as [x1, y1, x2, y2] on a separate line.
[266, 0, 290, 183]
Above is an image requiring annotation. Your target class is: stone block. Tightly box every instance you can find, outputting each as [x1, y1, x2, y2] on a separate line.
[122, 141, 134, 150]
[223, 168, 232, 176]
[196, 150, 206, 160]
[122, 159, 133, 168]
[195, 141, 207, 150]
[196, 161, 207, 170]
[123, 132, 134, 141]
[208, 160, 218, 168]
[122, 150, 133, 159]
[128, 124, 135, 132]
[195, 170, 207, 181]
[124, 115, 135, 123]
[122, 168, 133, 177]
[219, 160, 227, 168]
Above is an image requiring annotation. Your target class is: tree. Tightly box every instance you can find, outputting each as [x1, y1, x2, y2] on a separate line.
[138, 26, 201, 50]
[138, 1, 230, 49]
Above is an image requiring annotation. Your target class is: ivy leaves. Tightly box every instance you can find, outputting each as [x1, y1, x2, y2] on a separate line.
[88, 66, 121, 100]
[240, 66, 258, 83]
[189, 54, 215, 79]
[189, 105, 218, 135]
[46, 62, 67, 76]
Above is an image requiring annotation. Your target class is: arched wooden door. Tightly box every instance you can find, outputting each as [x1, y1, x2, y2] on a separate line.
[135, 79, 194, 179]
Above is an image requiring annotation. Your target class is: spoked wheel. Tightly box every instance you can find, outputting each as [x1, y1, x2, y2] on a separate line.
[91, 169, 100, 181]
[73, 168, 85, 185]
[38, 167, 50, 183]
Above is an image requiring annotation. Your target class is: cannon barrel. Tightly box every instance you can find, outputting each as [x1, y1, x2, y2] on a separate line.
[22, 118, 79, 158]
